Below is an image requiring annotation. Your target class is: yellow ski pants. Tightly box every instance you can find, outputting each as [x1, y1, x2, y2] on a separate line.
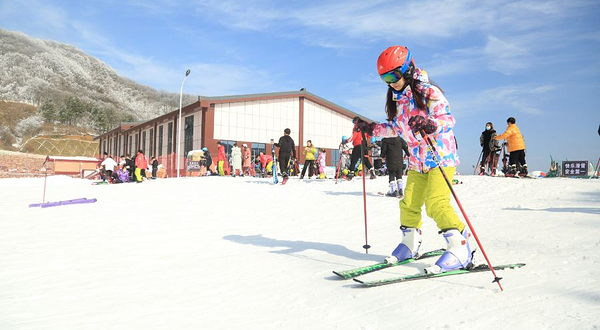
[399, 167, 465, 232]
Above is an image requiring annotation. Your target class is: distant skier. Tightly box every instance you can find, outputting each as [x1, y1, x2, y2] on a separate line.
[100, 154, 117, 182]
[134, 149, 148, 183]
[494, 117, 527, 177]
[202, 147, 213, 175]
[242, 144, 252, 176]
[371, 137, 383, 174]
[478, 122, 501, 175]
[258, 151, 273, 176]
[355, 45, 473, 274]
[300, 140, 316, 179]
[274, 128, 296, 184]
[231, 143, 242, 177]
[217, 142, 227, 176]
[337, 136, 352, 179]
[381, 136, 409, 198]
[317, 148, 327, 179]
[347, 120, 376, 180]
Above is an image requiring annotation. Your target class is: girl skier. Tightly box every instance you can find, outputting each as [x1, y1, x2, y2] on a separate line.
[317, 148, 327, 179]
[357, 45, 474, 274]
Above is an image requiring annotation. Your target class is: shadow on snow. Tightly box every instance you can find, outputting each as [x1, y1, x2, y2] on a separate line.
[223, 234, 385, 262]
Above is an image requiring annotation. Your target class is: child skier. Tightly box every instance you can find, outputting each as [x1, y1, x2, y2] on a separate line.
[356, 45, 474, 274]
[317, 148, 327, 179]
[337, 136, 352, 179]
[381, 136, 409, 198]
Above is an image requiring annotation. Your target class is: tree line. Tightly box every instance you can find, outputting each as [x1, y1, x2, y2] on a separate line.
[39, 96, 135, 133]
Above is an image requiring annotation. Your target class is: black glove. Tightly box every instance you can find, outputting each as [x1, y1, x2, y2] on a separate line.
[408, 115, 437, 134]
[355, 118, 375, 135]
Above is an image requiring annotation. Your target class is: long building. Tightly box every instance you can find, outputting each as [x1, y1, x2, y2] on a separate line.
[95, 89, 373, 177]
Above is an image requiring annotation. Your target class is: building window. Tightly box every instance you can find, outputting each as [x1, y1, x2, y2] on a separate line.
[149, 128, 154, 157]
[128, 136, 132, 155]
[158, 125, 163, 157]
[167, 122, 173, 154]
[142, 131, 147, 154]
[220, 140, 235, 159]
[135, 134, 139, 152]
[184, 115, 194, 157]
[331, 149, 340, 167]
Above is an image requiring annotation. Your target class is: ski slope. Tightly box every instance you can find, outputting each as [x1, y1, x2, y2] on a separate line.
[1, 174, 599, 329]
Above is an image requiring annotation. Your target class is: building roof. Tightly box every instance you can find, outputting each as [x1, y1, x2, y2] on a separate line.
[95, 89, 375, 140]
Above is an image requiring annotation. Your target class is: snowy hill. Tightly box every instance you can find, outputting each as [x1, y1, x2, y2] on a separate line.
[0, 29, 196, 121]
[1, 175, 599, 329]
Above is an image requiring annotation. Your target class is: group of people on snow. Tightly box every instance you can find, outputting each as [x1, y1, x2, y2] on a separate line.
[98, 150, 160, 184]
[478, 117, 528, 177]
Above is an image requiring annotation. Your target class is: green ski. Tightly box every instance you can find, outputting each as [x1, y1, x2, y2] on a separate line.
[333, 249, 445, 280]
[353, 263, 526, 287]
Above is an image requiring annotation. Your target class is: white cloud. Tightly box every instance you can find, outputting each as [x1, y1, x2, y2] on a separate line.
[452, 83, 558, 116]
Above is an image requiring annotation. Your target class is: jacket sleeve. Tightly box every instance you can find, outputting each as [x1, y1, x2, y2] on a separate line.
[426, 86, 455, 135]
[400, 138, 410, 157]
[480, 133, 484, 147]
[495, 128, 513, 140]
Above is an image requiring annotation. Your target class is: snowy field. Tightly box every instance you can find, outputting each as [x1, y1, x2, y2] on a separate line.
[1, 174, 599, 330]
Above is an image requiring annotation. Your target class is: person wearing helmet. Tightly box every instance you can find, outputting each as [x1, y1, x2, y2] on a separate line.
[336, 135, 352, 179]
[202, 147, 213, 175]
[361, 45, 472, 274]
[370, 136, 383, 175]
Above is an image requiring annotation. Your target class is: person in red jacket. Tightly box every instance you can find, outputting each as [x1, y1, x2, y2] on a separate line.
[347, 118, 376, 180]
[258, 151, 273, 175]
[134, 149, 148, 183]
[217, 142, 227, 176]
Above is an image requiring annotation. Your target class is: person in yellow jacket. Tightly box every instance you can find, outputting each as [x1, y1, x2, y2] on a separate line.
[300, 140, 317, 179]
[494, 117, 527, 176]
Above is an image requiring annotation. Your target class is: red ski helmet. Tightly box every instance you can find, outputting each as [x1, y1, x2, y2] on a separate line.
[377, 46, 413, 76]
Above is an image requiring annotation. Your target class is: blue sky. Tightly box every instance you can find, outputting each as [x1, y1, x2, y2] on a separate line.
[1, 0, 599, 174]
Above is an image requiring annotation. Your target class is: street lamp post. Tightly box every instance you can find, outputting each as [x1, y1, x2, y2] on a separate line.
[176, 69, 191, 178]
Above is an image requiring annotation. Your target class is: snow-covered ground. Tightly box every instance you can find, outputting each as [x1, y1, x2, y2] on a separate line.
[1, 174, 599, 330]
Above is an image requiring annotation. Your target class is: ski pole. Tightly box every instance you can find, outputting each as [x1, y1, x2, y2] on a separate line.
[420, 130, 504, 291]
[42, 156, 49, 204]
[359, 130, 371, 254]
[473, 150, 483, 175]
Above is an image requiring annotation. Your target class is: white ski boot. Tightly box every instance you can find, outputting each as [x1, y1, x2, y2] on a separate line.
[385, 226, 422, 264]
[395, 179, 404, 199]
[425, 228, 475, 274]
[385, 181, 397, 197]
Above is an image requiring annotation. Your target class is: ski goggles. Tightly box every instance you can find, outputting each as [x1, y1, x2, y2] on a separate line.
[380, 69, 403, 84]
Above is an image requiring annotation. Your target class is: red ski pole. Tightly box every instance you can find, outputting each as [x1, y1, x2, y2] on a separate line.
[421, 131, 504, 291]
[359, 130, 370, 254]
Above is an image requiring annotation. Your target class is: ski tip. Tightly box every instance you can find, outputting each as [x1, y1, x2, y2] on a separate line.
[332, 271, 342, 277]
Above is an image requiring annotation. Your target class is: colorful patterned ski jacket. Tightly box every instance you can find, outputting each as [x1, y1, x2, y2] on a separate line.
[372, 68, 459, 173]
